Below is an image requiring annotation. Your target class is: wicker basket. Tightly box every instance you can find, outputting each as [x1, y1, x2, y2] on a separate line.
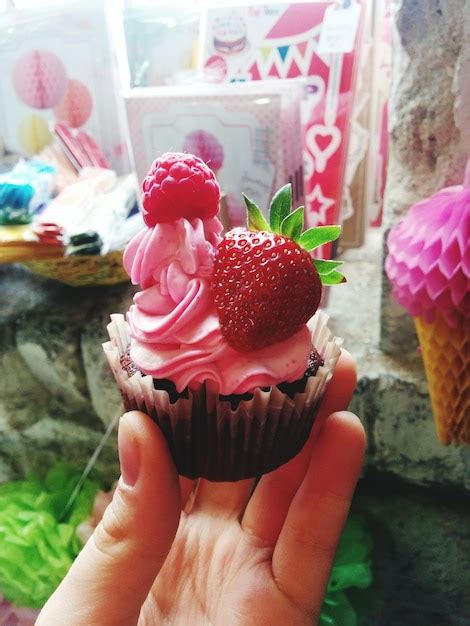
[22, 250, 128, 287]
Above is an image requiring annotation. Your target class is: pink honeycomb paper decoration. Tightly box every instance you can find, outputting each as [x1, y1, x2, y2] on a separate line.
[385, 184, 470, 328]
[53, 79, 93, 128]
[182, 130, 224, 173]
[12, 50, 67, 109]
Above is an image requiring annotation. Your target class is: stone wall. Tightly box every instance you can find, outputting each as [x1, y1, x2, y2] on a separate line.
[353, 479, 470, 626]
[380, 0, 470, 355]
[369, 2, 470, 621]
[0, 265, 127, 482]
[2, 236, 467, 491]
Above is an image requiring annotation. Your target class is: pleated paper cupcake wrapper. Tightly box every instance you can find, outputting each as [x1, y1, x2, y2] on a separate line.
[414, 314, 470, 445]
[103, 312, 342, 481]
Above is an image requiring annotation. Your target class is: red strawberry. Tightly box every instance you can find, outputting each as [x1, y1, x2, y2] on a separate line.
[141, 152, 220, 226]
[211, 228, 322, 351]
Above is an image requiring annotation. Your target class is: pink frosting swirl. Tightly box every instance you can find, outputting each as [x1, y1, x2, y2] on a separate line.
[124, 217, 311, 394]
[385, 186, 470, 327]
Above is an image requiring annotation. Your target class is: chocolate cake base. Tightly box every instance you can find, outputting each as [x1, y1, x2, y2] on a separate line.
[104, 312, 342, 482]
[122, 381, 323, 481]
[119, 349, 325, 480]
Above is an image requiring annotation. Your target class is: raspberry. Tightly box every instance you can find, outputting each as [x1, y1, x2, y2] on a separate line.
[211, 228, 322, 351]
[141, 152, 221, 226]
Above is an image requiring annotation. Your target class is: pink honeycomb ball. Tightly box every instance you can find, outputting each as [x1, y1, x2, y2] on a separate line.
[12, 50, 67, 109]
[53, 79, 93, 128]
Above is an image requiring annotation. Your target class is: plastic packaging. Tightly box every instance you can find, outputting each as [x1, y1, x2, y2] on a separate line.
[125, 80, 305, 230]
[0, 1, 131, 173]
[121, 2, 201, 87]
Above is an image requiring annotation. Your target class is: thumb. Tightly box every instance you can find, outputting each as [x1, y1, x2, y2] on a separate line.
[37, 411, 181, 626]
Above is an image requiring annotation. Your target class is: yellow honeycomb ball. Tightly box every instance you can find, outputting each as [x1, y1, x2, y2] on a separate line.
[18, 114, 52, 155]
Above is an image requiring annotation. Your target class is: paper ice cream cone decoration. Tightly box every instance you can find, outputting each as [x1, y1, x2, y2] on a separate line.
[414, 314, 469, 444]
[385, 166, 470, 445]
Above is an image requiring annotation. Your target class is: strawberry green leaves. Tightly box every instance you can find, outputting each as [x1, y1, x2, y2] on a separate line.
[243, 194, 270, 232]
[319, 270, 347, 285]
[312, 259, 343, 274]
[302, 227, 346, 284]
[280, 205, 304, 240]
[269, 184, 292, 231]
[313, 259, 346, 284]
[298, 225, 342, 251]
[243, 184, 346, 286]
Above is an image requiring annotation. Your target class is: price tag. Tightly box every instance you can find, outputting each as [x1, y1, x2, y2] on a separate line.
[317, 1, 361, 55]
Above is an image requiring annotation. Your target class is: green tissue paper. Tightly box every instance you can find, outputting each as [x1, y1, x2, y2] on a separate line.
[0, 464, 373, 621]
[0, 462, 100, 608]
[320, 514, 374, 626]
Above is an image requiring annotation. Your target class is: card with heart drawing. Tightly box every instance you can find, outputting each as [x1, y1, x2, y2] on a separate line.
[201, 2, 365, 256]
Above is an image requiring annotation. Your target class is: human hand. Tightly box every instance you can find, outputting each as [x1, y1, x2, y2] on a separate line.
[37, 351, 365, 626]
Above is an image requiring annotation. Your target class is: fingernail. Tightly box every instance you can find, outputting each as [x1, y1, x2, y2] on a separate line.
[118, 415, 140, 487]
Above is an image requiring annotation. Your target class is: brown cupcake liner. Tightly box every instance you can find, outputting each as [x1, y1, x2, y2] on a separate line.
[103, 312, 342, 481]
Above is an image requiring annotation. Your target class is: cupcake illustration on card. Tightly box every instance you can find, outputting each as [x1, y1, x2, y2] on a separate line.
[182, 130, 224, 177]
[213, 12, 248, 56]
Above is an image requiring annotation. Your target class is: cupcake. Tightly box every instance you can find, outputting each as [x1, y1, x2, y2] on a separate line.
[385, 178, 470, 445]
[103, 152, 345, 481]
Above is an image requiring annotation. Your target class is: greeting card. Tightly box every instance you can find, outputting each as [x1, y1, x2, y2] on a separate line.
[201, 2, 365, 251]
[125, 81, 304, 229]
